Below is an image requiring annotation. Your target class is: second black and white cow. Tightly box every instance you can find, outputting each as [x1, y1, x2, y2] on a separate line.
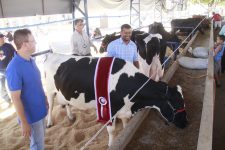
[149, 22, 180, 44]
[149, 22, 180, 60]
[44, 53, 188, 146]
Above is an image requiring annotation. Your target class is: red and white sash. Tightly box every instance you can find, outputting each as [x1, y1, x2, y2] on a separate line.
[94, 57, 115, 125]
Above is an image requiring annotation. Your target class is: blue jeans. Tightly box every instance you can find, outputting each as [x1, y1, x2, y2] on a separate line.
[30, 118, 46, 150]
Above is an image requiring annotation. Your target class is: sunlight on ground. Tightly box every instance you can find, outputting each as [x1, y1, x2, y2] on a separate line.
[0, 101, 15, 120]
[0, 101, 10, 110]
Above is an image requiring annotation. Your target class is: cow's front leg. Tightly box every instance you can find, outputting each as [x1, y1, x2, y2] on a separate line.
[46, 92, 55, 128]
[107, 118, 116, 146]
[65, 104, 75, 122]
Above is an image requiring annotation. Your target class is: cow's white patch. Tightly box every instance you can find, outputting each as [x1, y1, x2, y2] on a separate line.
[117, 94, 134, 119]
[69, 93, 95, 110]
[143, 34, 162, 44]
[138, 54, 150, 77]
[110, 61, 139, 92]
[177, 85, 183, 98]
[147, 105, 171, 122]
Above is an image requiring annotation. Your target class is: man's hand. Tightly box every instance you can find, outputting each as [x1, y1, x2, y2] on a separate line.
[21, 121, 31, 138]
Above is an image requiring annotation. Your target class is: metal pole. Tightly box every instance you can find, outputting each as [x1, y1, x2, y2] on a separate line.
[84, 0, 89, 36]
[130, 0, 140, 28]
[72, 0, 75, 31]
[130, 0, 132, 25]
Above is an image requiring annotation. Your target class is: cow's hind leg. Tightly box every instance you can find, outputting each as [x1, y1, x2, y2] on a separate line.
[65, 104, 75, 122]
[107, 118, 117, 146]
[46, 92, 56, 128]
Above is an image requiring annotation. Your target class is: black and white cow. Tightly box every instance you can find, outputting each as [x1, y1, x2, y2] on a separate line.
[149, 22, 180, 60]
[99, 31, 166, 80]
[149, 22, 180, 44]
[44, 53, 188, 146]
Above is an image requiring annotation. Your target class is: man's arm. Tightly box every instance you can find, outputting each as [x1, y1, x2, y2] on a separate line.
[213, 44, 223, 56]
[133, 61, 140, 69]
[11, 90, 31, 138]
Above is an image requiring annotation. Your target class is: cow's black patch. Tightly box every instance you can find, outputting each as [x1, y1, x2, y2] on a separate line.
[111, 58, 126, 74]
[135, 33, 167, 65]
[54, 57, 97, 102]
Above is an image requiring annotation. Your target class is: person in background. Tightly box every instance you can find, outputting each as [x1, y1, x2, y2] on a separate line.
[219, 25, 225, 73]
[107, 24, 139, 69]
[5, 31, 14, 43]
[212, 12, 222, 30]
[213, 35, 225, 87]
[71, 19, 98, 56]
[6, 29, 48, 150]
[0, 33, 16, 102]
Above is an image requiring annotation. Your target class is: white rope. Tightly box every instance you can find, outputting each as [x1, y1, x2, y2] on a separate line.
[80, 17, 206, 150]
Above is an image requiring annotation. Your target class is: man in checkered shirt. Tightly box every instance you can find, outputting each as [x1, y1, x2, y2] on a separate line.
[107, 24, 139, 69]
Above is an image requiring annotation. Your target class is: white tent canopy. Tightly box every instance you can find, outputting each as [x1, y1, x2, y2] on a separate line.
[0, 0, 161, 18]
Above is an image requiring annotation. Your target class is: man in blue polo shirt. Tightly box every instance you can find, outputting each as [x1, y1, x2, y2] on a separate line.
[107, 24, 140, 69]
[6, 29, 48, 150]
[0, 33, 15, 102]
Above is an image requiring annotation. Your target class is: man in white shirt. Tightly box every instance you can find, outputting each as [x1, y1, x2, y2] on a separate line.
[71, 19, 97, 56]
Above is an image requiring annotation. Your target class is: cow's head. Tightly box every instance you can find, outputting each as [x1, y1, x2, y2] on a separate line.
[99, 33, 120, 53]
[148, 22, 163, 34]
[165, 85, 188, 128]
[135, 33, 164, 65]
[131, 79, 187, 129]
[149, 22, 180, 46]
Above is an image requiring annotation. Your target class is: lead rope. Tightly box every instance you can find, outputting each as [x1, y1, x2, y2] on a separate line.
[80, 17, 207, 150]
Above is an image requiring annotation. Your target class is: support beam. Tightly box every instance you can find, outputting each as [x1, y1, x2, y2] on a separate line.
[72, 0, 90, 35]
[130, 0, 140, 28]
